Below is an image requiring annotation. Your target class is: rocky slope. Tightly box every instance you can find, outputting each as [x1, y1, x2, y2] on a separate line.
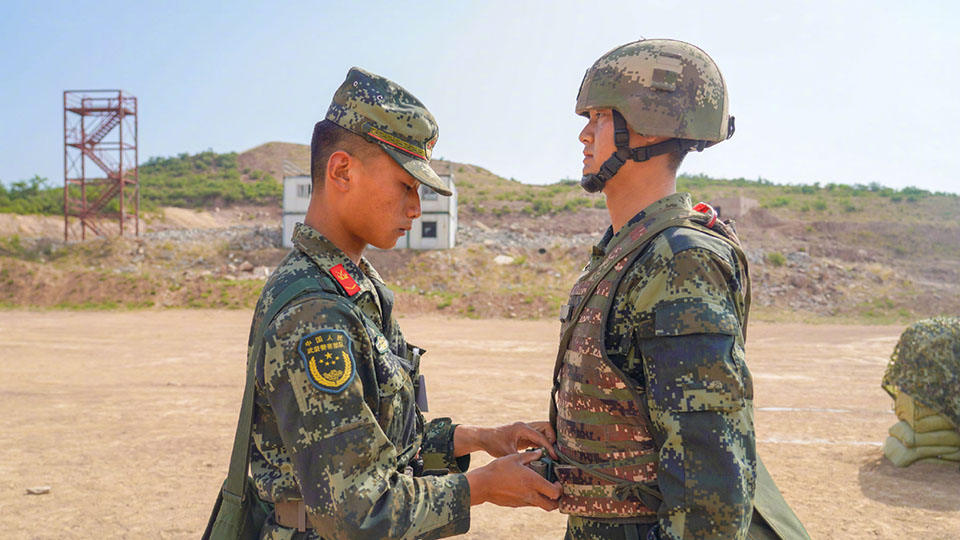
[1, 145, 957, 322]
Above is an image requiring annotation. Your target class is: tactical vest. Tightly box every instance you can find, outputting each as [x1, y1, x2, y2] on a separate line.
[549, 204, 749, 521]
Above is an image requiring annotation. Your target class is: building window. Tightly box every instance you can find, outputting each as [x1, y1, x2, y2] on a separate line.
[420, 185, 438, 200]
[297, 183, 312, 198]
[422, 221, 437, 238]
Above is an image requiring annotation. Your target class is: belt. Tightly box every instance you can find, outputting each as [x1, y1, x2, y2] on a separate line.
[275, 500, 309, 532]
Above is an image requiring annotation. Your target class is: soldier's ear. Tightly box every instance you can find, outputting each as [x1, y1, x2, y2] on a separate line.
[634, 134, 670, 148]
[326, 150, 354, 193]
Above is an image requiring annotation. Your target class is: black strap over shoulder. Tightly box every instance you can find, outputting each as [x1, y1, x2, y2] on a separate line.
[222, 257, 393, 508]
[222, 277, 325, 506]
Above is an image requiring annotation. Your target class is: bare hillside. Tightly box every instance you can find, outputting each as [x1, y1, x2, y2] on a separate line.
[2, 144, 958, 323]
[237, 141, 310, 181]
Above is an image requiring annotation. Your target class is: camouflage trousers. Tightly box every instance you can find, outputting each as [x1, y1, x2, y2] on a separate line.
[565, 517, 658, 540]
[259, 515, 321, 540]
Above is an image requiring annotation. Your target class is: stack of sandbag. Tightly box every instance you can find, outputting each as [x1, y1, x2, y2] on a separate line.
[883, 391, 960, 466]
[881, 316, 960, 468]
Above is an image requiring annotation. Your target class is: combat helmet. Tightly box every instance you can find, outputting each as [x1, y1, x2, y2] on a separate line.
[576, 39, 735, 193]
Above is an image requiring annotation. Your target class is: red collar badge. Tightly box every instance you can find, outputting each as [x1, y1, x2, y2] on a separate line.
[330, 264, 360, 296]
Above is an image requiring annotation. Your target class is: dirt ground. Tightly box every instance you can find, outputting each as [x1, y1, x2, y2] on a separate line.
[0, 206, 281, 239]
[2, 312, 958, 539]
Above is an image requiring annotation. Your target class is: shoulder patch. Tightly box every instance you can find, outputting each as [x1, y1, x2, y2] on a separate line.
[661, 226, 734, 260]
[298, 329, 357, 394]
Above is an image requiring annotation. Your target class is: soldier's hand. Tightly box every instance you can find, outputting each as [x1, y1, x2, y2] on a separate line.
[465, 449, 563, 511]
[482, 421, 558, 459]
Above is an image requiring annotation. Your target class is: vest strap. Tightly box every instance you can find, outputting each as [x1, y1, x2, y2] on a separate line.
[555, 446, 662, 502]
[551, 210, 710, 392]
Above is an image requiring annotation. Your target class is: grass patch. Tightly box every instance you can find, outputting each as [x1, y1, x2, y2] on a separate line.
[53, 300, 120, 310]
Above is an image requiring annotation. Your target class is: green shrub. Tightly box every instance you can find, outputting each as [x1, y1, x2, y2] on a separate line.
[766, 196, 790, 208]
[766, 252, 786, 267]
[558, 198, 591, 212]
[0, 175, 64, 214]
[900, 186, 929, 197]
[138, 150, 280, 207]
[530, 199, 553, 216]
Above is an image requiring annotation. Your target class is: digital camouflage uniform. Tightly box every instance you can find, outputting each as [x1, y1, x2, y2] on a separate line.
[250, 224, 471, 540]
[553, 193, 755, 540]
[244, 67, 469, 539]
[554, 39, 809, 540]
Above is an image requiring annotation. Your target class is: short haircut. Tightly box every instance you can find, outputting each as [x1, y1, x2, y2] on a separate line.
[666, 149, 687, 174]
[310, 119, 377, 187]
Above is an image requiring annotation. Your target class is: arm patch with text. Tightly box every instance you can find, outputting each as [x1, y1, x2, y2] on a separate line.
[298, 329, 357, 394]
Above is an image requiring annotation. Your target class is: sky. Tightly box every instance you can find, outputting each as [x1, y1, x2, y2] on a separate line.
[1, 0, 958, 194]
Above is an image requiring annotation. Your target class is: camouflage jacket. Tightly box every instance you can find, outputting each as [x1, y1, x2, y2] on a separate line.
[249, 223, 471, 540]
[567, 193, 756, 540]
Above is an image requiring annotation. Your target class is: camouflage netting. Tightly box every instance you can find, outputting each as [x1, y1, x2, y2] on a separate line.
[882, 316, 960, 429]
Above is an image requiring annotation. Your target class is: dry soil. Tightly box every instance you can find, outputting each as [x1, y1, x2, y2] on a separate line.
[1, 312, 958, 539]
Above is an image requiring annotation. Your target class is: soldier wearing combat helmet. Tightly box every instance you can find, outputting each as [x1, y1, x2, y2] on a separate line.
[544, 39, 810, 539]
[216, 67, 563, 539]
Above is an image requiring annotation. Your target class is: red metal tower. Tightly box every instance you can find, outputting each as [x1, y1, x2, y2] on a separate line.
[63, 90, 139, 240]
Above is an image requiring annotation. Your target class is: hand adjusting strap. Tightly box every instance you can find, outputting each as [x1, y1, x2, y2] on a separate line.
[553, 445, 663, 505]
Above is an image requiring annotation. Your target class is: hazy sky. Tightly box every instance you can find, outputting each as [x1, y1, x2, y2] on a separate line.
[2, 1, 957, 194]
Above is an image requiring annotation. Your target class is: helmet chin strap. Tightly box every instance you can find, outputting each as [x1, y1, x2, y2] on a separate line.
[580, 111, 722, 194]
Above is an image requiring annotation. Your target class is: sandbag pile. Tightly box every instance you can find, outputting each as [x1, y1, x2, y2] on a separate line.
[881, 316, 960, 468]
[883, 392, 960, 466]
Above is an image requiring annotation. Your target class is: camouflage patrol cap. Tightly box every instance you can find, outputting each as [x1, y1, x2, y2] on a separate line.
[326, 67, 451, 196]
[576, 39, 733, 143]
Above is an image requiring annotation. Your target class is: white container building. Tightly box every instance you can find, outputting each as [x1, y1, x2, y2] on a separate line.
[282, 175, 312, 248]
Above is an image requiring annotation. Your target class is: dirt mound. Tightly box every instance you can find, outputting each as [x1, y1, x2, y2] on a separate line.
[463, 207, 609, 237]
[155, 206, 280, 230]
[160, 207, 222, 229]
[237, 141, 310, 181]
[737, 207, 784, 228]
[0, 213, 64, 238]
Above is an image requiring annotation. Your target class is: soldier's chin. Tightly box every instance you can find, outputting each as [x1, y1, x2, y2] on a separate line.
[369, 235, 400, 250]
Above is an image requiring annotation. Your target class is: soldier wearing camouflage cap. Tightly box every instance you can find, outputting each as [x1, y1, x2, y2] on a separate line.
[224, 67, 562, 539]
[544, 40, 810, 539]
